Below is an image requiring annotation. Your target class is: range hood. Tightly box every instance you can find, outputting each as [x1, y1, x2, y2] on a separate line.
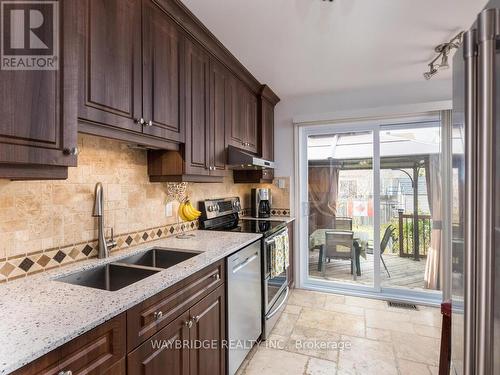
[227, 145, 275, 170]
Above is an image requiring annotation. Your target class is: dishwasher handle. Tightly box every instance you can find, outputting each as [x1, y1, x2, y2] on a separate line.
[232, 253, 259, 274]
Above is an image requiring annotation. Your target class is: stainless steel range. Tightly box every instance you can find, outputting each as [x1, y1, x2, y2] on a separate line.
[199, 197, 290, 343]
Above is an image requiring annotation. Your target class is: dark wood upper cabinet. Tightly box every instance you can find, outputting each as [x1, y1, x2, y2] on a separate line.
[226, 78, 258, 154]
[147, 47, 228, 182]
[243, 88, 258, 153]
[184, 38, 210, 176]
[233, 85, 279, 184]
[77, 0, 142, 133]
[209, 59, 229, 176]
[258, 85, 280, 161]
[259, 99, 274, 161]
[225, 75, 243, 147]
[75, 0, 181, 149]
[142, 0, 185, 143]
[0, 0, 77, 180]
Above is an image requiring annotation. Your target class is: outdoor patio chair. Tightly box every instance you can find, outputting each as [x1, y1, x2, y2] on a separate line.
[379, 225, 396, 277]
[333, 217, 353, 230]
[322, 230, 354, 277]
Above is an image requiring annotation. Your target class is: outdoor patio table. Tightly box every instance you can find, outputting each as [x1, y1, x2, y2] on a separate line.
[309, 229, 369, 277]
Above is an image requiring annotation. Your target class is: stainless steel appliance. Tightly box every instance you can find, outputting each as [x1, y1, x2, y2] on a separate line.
[251, 188, 272, 218]
[227, 241, 261, 375]
[227, 145, 275, 170]
[451, 2, 500, 373]
[261, 226, 289, 339]
[199, 197, 289, 342]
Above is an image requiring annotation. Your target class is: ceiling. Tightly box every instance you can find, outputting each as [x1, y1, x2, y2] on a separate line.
[181, 0, 488, 98]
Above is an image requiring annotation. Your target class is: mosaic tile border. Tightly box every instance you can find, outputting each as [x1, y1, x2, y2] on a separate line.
[270, 208, 291, 217]
[0, 220, 199, 283]
[240, 208, 290, 217]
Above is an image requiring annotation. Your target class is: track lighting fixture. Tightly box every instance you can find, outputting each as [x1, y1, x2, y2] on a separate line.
[423, 31, 463, 80]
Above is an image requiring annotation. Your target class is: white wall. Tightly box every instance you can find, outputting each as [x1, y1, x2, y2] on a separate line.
[274, 79, 453, 214]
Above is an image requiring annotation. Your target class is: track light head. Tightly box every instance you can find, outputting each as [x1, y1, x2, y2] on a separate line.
[423, 31, 463, 80]
[439, 54, 449, 70]
[423, 65, 438, 80]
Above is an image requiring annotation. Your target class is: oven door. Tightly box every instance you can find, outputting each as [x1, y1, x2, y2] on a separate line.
[263, 228, 289, 310]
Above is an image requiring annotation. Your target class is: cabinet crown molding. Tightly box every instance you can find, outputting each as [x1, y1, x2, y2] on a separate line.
[259, 85, 280, 106]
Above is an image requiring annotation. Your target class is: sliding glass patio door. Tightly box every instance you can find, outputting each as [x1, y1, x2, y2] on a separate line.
[307, 130, 376, 289]
[378, 123, 442, 293]
[299, 115, 445, 303]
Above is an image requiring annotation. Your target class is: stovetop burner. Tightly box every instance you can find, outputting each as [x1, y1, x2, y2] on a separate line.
[231, 219, 285, 234]
[198, 197, 286, 237]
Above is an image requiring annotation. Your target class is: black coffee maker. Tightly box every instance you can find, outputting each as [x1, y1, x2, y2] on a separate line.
[251, 188, 271, 218]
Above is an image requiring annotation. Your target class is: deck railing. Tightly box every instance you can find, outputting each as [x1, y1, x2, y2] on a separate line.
[397, 211, 431, 259]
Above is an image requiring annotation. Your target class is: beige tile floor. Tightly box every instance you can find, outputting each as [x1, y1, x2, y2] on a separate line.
[237, 289, 442, 375]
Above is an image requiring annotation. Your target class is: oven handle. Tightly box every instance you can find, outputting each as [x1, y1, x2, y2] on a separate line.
[266, 286, 289, 319]
[232, 253, 259, 274]
[264, 227, 288, 245]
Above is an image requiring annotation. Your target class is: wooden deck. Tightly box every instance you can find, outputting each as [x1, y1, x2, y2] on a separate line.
[308, 250, 430, 290]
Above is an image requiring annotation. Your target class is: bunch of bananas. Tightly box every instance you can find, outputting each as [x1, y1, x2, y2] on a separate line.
[178, 198, 202, 221]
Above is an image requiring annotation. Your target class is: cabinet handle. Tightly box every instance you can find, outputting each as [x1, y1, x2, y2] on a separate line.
[185, 319, 193, 328]
[148, 120, 153, 127]
[136, 118, 145, 125]
[154, 311, 163, 320]
[192, 315, 200, 323]
[211, 273, 220, 281]
[63, 147, 78, 156]
[58, 371, 72, 375]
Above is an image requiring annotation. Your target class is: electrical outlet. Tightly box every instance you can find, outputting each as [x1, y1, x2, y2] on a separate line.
[277, 178, 286, 189]
[165, 202, 173, 217]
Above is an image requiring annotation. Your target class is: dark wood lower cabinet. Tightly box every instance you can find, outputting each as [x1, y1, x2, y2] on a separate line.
[128, 286, 225, 375]
[13, 314, 126, 375]
[15, 263, 227, 375]
[189, 286, 226, 375]
[127, 311, 191, 375]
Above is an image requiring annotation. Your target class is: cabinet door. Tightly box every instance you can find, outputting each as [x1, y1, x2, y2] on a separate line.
[77, 0, 142, 132]
[259, 98, 274, 161]
[184, 39, 210, 175]
[244, 91, 258, 153]
[13, 314, 126, 375]
[128, 311, 191, 375]
[189, 286, 226, 375]
[0, 0, 77, 176]
[209, 60, 228, 176]
[142, 0, 184, 143]
[225, 75, 244, 148]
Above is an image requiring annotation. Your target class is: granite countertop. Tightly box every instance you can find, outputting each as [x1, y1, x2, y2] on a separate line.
[240, 215, 295, 224]
[0, 230, 262, 375]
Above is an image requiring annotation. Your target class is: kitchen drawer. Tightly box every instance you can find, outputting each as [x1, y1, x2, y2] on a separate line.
[13, 314, 126, 375]
[127, 310, 191, 375]
[126, 260, 224, 351]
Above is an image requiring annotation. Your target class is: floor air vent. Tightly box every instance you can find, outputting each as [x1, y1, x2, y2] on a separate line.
[387, 301, 418, 310]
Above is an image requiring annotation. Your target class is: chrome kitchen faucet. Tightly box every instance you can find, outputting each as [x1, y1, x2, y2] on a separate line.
[93, 182, 117, 258]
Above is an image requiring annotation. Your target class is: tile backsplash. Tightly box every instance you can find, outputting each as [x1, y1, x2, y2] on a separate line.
[0, 134, 290, 281]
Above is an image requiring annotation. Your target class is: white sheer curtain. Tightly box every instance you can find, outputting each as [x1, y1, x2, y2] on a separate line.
[424, 154, 442, 289]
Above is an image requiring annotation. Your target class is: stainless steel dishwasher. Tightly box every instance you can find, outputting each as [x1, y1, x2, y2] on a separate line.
[227, 240, 262, 375]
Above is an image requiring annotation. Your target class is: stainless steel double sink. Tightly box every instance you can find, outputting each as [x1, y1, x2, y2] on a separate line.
[56, 248, 200, 291]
